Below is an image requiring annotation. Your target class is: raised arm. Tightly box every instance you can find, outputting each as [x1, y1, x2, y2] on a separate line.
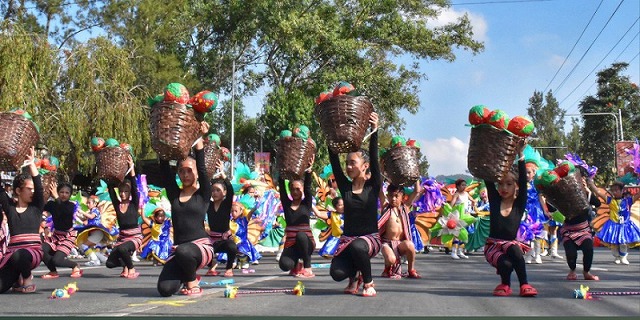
[303, 171, 313, 208]
[160, 160, 179, 201]
[108, 185, 120, 207]
[139, 209, 151, 226]
[328, 150, 348, 193]
[195, 122, 211, 198]
[367, 112, 381, 189]
[515, 160, 527, 208]
[25, 147, 44, 209]
[586, 178, 608, 201]
[278, 177, 291, 208]
[406, 180, 423, 207]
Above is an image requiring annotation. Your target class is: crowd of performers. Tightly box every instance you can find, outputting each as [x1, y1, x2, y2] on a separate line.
[1, 121, 640, 297]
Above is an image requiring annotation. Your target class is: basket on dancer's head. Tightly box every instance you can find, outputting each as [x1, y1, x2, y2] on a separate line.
[466, 106, 535, 182]
[203, 133, 224, 179]
[37, 155, 61, 200]
[41, 171, 58, 200]
[275, 126, 316, 181]
[148, 83, 219, 161]
[314, 82, 374, 154]
[149, 101, 202, 161]
[535, 163, 590, 221]
[0, 110, 40, 171]
[380, 137, 421, 186]
[92, 137, 130, 185]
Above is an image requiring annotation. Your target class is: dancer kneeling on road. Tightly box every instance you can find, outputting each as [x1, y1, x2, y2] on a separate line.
[328, 112, 382, 297]
[483, 148, 538, 297]
[157, 121, 214, 297]
[278, 155, 316, 278]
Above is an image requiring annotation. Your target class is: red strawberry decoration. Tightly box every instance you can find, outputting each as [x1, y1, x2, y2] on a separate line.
[507, 116, 535, 137]
[406, 139, 416, 147]
[468, 105, 490, 125]
[487, 109, 509, 130]
[190, 90, 218, 113]
[315, 91, 333, 105]
[332, 81, 355, 96]
[163, 83, 190, 104]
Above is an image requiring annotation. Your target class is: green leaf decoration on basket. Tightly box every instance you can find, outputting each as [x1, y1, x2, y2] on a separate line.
[147, 94, 164, 107]
[390, 136, 406, 148]
[379, 147, 388, 158]
[207, 133, 221, 147]
[279, 130, 293, 139]
[49, 156, 60, 167]
[293, 125, 310, 140]
[535, 170, 560, 190]
[314, 218, 329, 230]
[105, 138, 119, 147]
[551, 211, 566, 223]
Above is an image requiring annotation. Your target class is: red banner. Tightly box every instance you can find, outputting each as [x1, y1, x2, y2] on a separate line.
[616, 141, 635, 176]
[254, 152, 270, 174]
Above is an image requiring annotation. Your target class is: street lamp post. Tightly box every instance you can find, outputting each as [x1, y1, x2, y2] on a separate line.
[231, 61, 236, 179]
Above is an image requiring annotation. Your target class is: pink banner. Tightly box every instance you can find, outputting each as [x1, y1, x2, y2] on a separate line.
[616, 141, 634, 176]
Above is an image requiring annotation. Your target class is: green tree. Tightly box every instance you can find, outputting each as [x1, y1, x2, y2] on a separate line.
[43, 38, 149, 181]
[565, 118, 581, 153]
[579, 62, 640, 184]
[527, 90, 566, 160]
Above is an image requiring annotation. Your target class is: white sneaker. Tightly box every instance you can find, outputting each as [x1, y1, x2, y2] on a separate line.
[251, 260, 260, 265]
[95, 252, 108, 263]
[451, 252, 460, 260]
[84, 260, 100, 266]
[620, 256, 630, 265]
[551, 251, 563, 259]
[242, 262, 250, 269]
[525, 255, 533, 264]
[131, 253, 140, 262]
[614, 258, 621, 264]
[535, 255, 542, 264]
[458, 249, 468, 259]
[540, 249, 548, 257]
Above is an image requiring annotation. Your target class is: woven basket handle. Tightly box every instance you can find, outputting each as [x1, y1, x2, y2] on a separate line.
[362, 127, 378, 143]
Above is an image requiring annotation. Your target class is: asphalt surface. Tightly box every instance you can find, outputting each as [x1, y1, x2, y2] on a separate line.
[1, 247, 638, 317]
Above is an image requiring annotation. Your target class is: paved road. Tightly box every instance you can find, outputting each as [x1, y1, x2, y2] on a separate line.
[1, 247, 638, 317]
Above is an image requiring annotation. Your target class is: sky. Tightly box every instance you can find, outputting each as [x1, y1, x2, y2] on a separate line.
[240, 0, 639, 177]
[41, 0, 640, 177]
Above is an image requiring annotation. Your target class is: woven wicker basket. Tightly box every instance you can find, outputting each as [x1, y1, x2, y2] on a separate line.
[539, 171, 590, 221]
[275, 137, 315, 181]
[204, 141, 222, 179]
[315, 95, 374, 154]
[467, 125, 525, 182]
[149, 102, 201, 161]
[95, 147, 129, 185]
[382, 146, 420, 186]
[0, 113, 40, 171]
[42, 172, 58, 201]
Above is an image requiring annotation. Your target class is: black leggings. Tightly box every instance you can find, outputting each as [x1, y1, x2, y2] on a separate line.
[106, 241, 136, 270]
[0, 249, 34, 294]
[330, 238, 373, 284]
[563, 238, 594, 272]
[212, 239, 238, 270]
[157, 243, 203, 297]
[496, 244, 528, 286]
[279, 232, 314, 271]
[42, 243, 78, 272]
